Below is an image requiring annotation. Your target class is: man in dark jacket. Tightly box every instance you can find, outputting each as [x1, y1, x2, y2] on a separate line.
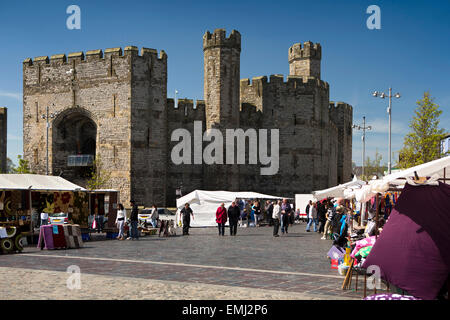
[181, 203, 194, 235]
[128, 200, 139, 240]
[228, 201, 241, 236]
[317, 200, 327, 233]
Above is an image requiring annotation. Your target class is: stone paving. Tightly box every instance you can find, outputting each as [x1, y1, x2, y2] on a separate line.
[0, 223, 372, 300]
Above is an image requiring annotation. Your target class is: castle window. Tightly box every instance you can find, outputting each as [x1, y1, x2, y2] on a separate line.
[113, 94, 116, 117]
[147, 127, 151, 146]
[34, 149, 38, 165]
[35, 102, 39, 122]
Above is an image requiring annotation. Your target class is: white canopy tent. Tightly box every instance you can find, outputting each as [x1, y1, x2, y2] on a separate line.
[176, 190, 291, 227]
[312, 176, 367, 200]
[347, 156, 450, 202]
[0, 174, 87, 191]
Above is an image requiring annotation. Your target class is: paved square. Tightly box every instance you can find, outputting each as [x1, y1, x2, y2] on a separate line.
[1, 223, 373, 299]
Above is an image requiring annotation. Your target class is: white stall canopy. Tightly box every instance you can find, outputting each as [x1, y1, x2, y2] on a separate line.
[348, 156, 450, 202]
[312, 176, 366, 200]
[176, 190, 291, 227]
[0, 174, 87, 191]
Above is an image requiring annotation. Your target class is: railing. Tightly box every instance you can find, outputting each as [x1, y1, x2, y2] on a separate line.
[67, 154, 94, 167]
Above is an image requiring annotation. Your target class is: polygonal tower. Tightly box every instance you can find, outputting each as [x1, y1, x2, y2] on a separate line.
[203, 29, 241, 130]
[288, 41, 321, 79]
[202, 29, 241, 191]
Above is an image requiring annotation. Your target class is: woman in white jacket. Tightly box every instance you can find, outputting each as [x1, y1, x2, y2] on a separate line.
[150, 204, 159, 228]
[115, 203, 126, 240]
[306, 202, 318, 232]
[272, 200, 282, 237]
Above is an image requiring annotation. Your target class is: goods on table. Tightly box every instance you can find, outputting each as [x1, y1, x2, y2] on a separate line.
[0, 226, 27, 254]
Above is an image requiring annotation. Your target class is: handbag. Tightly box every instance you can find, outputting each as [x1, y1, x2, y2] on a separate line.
[92, 218, 97, 229]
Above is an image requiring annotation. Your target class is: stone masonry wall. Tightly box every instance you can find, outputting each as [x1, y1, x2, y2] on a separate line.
[239, 75, 340, 196]
[23, 48, 134, 204]
[166, 98, 206, 206]
[22, 31, 353, 207]
[129, 47, 168, 206]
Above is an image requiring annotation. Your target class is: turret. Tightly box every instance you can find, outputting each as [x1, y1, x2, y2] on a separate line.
[203, 29, 241, 130]
[288, 41, 321, 79]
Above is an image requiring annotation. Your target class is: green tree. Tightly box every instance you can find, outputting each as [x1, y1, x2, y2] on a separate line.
[86, 155, 111, 190]
[362, 149, 387, 180]
[13, 155, 32, 174]
[6, 157, 16, 173]
[398, 92, 447, 168]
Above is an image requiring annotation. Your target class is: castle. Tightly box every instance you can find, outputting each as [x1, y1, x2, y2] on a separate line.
[22, 29, 352, 206]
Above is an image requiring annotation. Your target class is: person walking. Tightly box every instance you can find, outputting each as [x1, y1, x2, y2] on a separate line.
[127, 200, 139, 240]
[95, 207, 105, 233]
[265, 200, 274, 225]
[306, 202, 318, 232]
[252, 201, 262, 227]
[244, 200, 252, 227]
[115, 203, 126, 240]
[305, 200, 311, 224]
[321, 201, 335, 240]
[228, 201, 240, 236]
[281, 198, 292, 234]
[272, 200, 282, 237]
[181, 203, 194, 235]
[318, 201, 327, 234]
[40, 211, 48, 226]
[150, 204, 159, 228]
[216, 203, 227, 236]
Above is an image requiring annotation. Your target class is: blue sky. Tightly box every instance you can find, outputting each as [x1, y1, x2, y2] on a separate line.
[0, 0, 449, 166]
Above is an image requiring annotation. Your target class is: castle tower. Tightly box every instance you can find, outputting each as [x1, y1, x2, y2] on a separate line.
[288, 41, 321, 79]
[203, 29, 241, 130]
[202, 29, 241, 191]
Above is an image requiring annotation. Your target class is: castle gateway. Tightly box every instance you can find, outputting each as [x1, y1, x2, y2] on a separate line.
[23, 29, 352, 207]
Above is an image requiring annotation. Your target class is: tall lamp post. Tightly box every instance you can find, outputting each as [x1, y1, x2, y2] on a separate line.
[372, 88, 401, 174]
[352, 116, 372, 178]
[41, 105, 58, 175]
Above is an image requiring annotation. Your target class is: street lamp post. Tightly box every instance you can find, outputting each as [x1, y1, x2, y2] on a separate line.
[372, 88, 401, 174]
[41, 105, 58, 175]
[352, 116, 372, 178]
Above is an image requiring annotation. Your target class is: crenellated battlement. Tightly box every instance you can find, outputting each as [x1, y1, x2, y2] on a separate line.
[240, 74, 329, 90]
[203, 29, 241, 51]
[288, 41, 322, 62]
[23, 46, 167, 66]
[167, 98, 206, 112]
[329, 101, 353, 115]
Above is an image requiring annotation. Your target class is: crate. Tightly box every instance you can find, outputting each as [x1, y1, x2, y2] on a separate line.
[106, 232, 119, 239]
[81, 233, 91, 241]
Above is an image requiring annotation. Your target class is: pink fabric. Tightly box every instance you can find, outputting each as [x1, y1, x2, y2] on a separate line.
[351, 236, 377, 258]
[216, 207, 228, 224]
[37, 225, 54, 250]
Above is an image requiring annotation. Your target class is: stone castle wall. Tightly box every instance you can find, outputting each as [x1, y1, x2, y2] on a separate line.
[22, 30, 353, 207]
[239, 74, 342, 195]
[23, 47, 167, 205]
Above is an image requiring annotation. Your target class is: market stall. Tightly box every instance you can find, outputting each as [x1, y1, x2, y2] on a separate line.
[319, 156, 450, 300]
[0, 174, 88, 253]
[87, 189, 119, 239]
[175, 190, 291, 227]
